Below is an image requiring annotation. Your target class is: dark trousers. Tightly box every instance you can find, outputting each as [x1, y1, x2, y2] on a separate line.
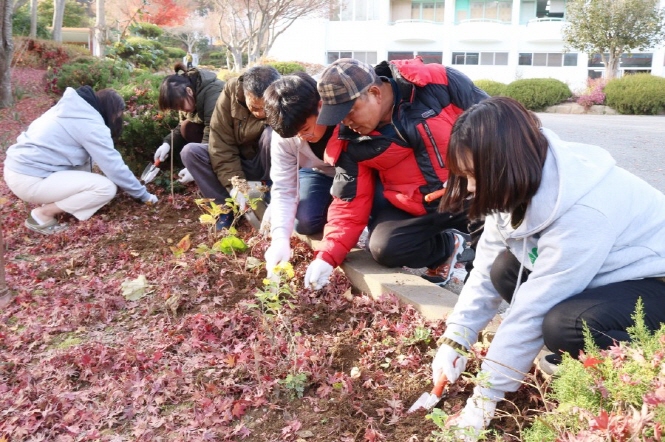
[366, 191, 469, 269]
[490, 249, 665, 358]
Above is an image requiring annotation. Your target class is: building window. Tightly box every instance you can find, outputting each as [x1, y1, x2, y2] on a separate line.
[410, 0, 445, 22]
[330, 0, 380, 21]
[519, 52, 577, 67]
[454, 51, 507, 65]
[588, 53, 653, 68]
[388, 51, 443, 64]
[327, 51, 377, 65]
[456, 0, 512, 23]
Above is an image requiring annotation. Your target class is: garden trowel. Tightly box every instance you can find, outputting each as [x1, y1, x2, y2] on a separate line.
[407, 373, 448, 413]
[140, 160, 161, 184]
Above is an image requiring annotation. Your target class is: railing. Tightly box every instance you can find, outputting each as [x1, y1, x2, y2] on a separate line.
[527, 17, 565, 25]
[389, 19, 441, 25]
[458, 18, 507, 24]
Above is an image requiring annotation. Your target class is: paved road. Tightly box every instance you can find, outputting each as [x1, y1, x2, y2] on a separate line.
[536, 113, 665, 193]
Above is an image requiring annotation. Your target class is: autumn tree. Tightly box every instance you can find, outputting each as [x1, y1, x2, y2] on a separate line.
[164, 17, 204, 53]
[207, 0, 328, 71]
[563, 0, 665, 80]
[1, 0, 12, 109]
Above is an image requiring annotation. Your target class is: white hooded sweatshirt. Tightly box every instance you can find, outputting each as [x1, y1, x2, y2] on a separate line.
[445, 128, 665, 394]
[5, 87, 150, 202]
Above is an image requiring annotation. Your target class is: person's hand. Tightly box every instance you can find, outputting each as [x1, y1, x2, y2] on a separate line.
[230, 186, 248, 211]
[432, 339, 468, 385]
[447, 386, 503, 441]
[259, 204, 272, 237]
[177, 168, 194, 184]
[304, 259, 333, 290]
[144, 193, 158, 205]
[265, 237, 291, 278]
[154, 143, 170, 163]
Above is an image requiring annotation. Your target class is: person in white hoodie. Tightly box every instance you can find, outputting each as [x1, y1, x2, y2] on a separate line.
[431, 97, 665, 439]
[262, 72, 336, 276]
[4, 86, 157, 235]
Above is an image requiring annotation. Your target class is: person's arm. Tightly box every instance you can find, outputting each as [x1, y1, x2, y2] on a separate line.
[77, 121, 151, 202]
[445, 66, 490, 110]
[269, 133, 300, 241]
[315, 160, 375, 267]
[208, 79, 246, 189]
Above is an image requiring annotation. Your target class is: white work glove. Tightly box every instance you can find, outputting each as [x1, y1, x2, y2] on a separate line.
[177, 168, 194, 183]
[154, 142, 170, 163]
[447, 386, 503, 441]
[259, 204, 272, 237]
[265, 237, 291, 278]
[229, 186, 248, 211]
[144, 193, 158, 205]
[304, 259, 333, 290]
[432, 339, 469, 385]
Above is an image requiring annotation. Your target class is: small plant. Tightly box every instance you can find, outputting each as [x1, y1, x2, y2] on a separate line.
[427, 408, 493, 441]
[402, 326, 432, 346]
[576, 78, 606, 110]
[252, 262, 296, 317]
[279, 372, 308, 399]
[194, 198, 247, 255]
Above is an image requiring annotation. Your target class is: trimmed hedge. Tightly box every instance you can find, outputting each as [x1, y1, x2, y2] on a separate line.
[165, 47, 187, 59]
[46, 58, 132, 94]
[112, 37, 167, 69]
[504, 78, 572, 111]
[266, 61, 305, 75]
[604, 74, 665, 115]
[473, 79, 507, 97]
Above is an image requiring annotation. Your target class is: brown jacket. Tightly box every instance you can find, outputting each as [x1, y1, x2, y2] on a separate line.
[208, 76, 267, 189]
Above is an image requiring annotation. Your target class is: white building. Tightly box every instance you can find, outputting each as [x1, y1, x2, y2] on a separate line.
[269, 0, 665, 92]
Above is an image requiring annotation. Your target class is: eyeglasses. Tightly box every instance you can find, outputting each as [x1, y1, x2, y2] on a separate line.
[297, 132, 316, 140]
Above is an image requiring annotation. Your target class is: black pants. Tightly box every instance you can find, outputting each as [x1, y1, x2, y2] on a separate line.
[366, 191, 469, 269]
[491, 249, 665, 358]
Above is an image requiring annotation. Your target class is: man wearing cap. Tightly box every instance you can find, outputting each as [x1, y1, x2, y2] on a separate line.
[303, 57, 488, 290]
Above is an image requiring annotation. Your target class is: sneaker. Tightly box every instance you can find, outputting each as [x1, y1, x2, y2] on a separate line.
[538, 353, 561, 376]
[24, 215, 68, 235]
[215, 213, 234, 231]
[421, 230, 472, 286]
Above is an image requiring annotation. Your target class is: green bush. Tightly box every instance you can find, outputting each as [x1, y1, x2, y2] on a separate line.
[266, 61, 305, 75]
[165, 47, 187, 59]
[11, 6, 51, 38]
[504, 78, 572, 111]
[130, 22, 163, 39]
[112, 37, 167, 69]
[604, 74, 665, 115]
[46, 58, 132, 94]
[473, 79, 507, 97]
[113, 72, 179, 173]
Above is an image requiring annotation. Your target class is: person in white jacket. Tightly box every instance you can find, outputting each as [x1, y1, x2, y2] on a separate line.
[432, 97, 665, 439]
[262, 72, 336, 276]
[4, 86, 157, 235]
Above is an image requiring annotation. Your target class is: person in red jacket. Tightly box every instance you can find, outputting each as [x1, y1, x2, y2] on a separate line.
[304, 57, 488, 290]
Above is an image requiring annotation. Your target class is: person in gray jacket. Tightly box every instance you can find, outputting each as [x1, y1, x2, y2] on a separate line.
[432, 97, 665, 440]
[262, 72, 336, 276]
[4, 86, 157, 235]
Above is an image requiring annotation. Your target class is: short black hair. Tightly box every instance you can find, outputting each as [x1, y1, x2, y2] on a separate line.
[264, 72, 320, 138]
[242, 65, 281, 98]
[158, 62, 197, 111]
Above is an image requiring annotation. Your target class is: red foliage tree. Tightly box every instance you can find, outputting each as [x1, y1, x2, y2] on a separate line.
[140, 0, 189, 26]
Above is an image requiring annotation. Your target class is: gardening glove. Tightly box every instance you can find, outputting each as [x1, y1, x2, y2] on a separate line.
[432, 338, 469, 385]
[265, 237, 291, 278]
[230, 186, 248, 211]
[259, 204, 272, 237]
[144, 193, 158, 205]
[304, 258, 333, 290]
[447, 385, 504, 441]
[177, 168, 194, 184]
[154, 142, 170, 163]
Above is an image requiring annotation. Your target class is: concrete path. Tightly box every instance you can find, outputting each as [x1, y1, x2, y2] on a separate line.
[303, 110, 665, 327]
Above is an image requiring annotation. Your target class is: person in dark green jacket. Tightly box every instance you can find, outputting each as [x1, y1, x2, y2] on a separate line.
[154, 62, 224, 183]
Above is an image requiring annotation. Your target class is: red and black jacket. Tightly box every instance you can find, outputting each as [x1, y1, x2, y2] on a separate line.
[316, 57, 488, 267]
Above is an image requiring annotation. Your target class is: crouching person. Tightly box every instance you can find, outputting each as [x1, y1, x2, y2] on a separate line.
[3, 86, 157, 235]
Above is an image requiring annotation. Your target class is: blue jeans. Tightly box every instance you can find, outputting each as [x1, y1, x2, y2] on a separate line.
[294, 168, 333, 235]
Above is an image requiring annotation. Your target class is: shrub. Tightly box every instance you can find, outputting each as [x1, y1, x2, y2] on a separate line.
[11, 7, 51, 38]
[165, 47, 187, 60]
[575, 78, 606, 109]
[216, 69, 241, 82]
[604, 74, 665, 115]
[504, 78, 572, 111]
[113, 73, 179, 173]
[45, 58, 132, 95]
[112, 37, 168, 69]
[12, 37, 86, 69]
[130, 22, 163, 39]
[266, 61, 306, 75]
[473, 79, 507, 97]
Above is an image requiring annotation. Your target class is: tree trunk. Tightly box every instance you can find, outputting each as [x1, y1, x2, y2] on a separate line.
[0, 0, 13, 109]
[29, 0, 37, 37]
[604, 53, 621, 80]
[230, 47, 243, 71]
[93, 0, 106, 57]
[52, 0, 65, 43]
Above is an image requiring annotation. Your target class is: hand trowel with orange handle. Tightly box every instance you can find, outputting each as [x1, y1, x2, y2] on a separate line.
[407, 373, 449, 413]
